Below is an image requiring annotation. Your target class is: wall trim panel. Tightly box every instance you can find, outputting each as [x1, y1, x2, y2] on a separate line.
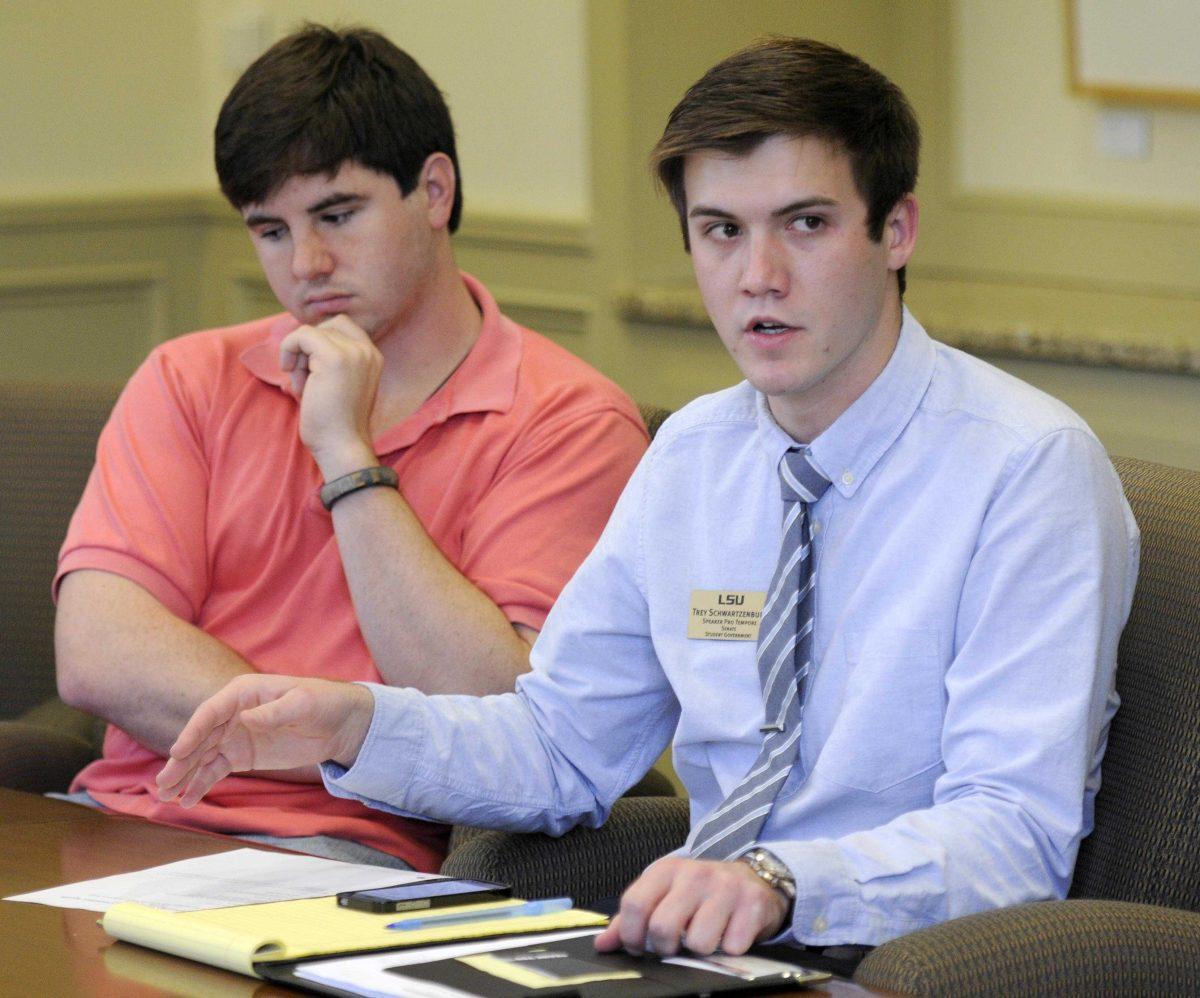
[617, 284, 1200, 378]
[0, 262, 170, 348]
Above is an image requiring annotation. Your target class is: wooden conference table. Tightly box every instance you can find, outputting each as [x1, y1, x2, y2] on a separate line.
[0, 788, 885, 997]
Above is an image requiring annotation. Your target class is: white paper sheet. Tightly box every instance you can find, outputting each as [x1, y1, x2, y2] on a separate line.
[294, 929, 603, 997]
[5, 847, 432, 912]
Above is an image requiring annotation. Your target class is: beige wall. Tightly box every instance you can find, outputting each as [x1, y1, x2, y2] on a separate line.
[2, 0, 1198, 467]
[1, 0, 589, 217]
[2, 3, 209, 198]
[957, 0, 1200, 207]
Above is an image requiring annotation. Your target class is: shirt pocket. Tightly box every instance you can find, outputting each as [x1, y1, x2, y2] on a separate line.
[811, 626, 944, 793]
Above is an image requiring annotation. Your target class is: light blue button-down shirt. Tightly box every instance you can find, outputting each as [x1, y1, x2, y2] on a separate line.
[328, 311, 1139, 946]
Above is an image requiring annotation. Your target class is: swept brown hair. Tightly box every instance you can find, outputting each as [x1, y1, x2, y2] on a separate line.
[651, 37, 919, 292]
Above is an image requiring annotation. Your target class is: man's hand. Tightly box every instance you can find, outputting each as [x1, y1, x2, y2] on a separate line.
[155, 675, 375, 808]
[594, 856, 789, 957]
[280, 316, 382, 479]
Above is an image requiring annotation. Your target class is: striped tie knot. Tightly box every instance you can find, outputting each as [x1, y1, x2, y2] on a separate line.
[779, 447, 831, 504]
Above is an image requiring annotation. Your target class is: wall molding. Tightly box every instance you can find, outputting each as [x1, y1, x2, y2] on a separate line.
[456, 213, 592, 257]
[486, 284, 594, 339]
[916, 261, 1200, 304]
[0, 192, 216, 232]
[617, 284, 1200, 378]
[0, 261, 170, 345]
[0, 191, 591, 254]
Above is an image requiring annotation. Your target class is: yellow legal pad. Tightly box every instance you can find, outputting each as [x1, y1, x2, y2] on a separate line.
[102, 896, 608, 979]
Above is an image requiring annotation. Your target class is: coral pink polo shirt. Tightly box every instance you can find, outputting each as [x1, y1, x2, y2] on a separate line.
[56, 274, 647, 870]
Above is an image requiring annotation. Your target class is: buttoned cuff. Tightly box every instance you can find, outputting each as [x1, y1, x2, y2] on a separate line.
[756, 839, 929, 947]
[320, 682, 432, 820]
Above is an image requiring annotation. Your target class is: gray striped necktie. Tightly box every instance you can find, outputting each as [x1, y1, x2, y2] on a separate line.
[690, 447, 830, 860]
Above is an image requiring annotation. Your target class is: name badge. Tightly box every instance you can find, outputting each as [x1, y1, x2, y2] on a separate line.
[688, 590, 766, 641]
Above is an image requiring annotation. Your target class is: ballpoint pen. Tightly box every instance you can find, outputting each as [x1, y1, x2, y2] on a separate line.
[386, 896, 573, 931]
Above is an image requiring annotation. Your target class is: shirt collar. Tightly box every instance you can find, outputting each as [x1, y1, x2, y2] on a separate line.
[239, 271, 522, 454]
[755, 307, 935, 498]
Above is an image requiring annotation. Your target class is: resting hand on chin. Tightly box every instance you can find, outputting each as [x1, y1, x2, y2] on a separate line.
[155, 675, 374, 808]
[279, 315, 383, 479]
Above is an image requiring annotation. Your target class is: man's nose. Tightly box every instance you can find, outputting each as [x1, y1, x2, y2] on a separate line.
[739, 234, 789, 298]
[291, 232, 334, 280]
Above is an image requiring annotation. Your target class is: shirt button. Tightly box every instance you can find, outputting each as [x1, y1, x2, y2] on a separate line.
[811, 521, 822, 536]
[813, 915, 828, 934]
[841, 470, 854, 486]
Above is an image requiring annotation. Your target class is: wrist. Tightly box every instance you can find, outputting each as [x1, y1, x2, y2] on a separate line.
[312, 441, 379, 482]
[738, 848, 795, 926]
[330, 684, 375, 768]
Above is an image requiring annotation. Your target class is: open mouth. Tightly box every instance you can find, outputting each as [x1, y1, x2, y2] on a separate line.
[750, 321, 793, 336]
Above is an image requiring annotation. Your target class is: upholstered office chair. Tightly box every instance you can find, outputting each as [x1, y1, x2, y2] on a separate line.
[0, 381, 116, 791]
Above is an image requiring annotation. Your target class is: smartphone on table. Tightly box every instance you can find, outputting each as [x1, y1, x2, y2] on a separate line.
[337, 877, 511, 913]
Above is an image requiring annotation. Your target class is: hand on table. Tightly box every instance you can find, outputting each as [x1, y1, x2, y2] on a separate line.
[280, 315, 382, 478]
[155, 674, 374, 808]
[594, 856, 789, 957]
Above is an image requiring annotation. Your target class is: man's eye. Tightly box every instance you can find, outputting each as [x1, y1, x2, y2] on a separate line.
[706, 221, 739, 239]
[258, 227, 285, 241]
[794, 215, 823, 231]
[324, 209, 355, 226]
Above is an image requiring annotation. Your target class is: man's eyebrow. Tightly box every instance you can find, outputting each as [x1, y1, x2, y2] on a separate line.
[243, 192, 365, 228]
[687, 196, 839, 221]
[306, 192, 365, 214]
[243, 210, 281, 228]
[771, 197, 837, 217]
[688, 205, 735, 220]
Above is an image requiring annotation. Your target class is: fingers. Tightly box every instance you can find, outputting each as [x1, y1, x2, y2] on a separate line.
[594, 913, 624, 952]
[608, 860, 675, 956]
[174, 745, 236, 808]
[155, 674, 286, 805]
[278, 321, 378, 379]
[277, 322, 382, 468]
[317, 314, 372, 342]
[287, 351, 308, 398]
[594, 858, 789, 958]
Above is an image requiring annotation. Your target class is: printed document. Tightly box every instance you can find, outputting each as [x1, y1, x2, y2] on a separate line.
[5, 847, 429, 912]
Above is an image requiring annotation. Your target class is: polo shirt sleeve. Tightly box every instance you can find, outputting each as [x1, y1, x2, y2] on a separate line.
[55, 347, 212, 621]
[456, 403, 648, 631]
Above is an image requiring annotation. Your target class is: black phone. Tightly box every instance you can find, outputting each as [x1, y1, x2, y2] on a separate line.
[336, 877, 511, 914]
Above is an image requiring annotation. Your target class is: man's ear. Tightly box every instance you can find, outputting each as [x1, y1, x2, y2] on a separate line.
[885, 194, 919, 271]
[420, 152, 456, 231]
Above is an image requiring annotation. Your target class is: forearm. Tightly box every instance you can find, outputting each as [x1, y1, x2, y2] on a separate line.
[767, 790, 1074, 946]
[325, 682, 601, 832]
[55, 570, 259, 755]
[329, 477, 533, 693]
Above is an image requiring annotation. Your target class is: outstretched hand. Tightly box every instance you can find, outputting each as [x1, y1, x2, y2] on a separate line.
[155, 674, 374, 808]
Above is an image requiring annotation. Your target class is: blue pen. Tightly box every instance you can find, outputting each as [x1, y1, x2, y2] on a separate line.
[386, 896, 573, 931]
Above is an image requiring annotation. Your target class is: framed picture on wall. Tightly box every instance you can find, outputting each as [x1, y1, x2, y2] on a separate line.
[1067, 0, 1200, 107]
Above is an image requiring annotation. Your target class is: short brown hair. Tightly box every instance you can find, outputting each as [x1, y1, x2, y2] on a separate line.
[651, 37, 919, 292]
[215, 24, 463, 232]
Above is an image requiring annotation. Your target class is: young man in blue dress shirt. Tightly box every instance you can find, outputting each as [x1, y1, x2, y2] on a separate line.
[156, 38, 1139, 962]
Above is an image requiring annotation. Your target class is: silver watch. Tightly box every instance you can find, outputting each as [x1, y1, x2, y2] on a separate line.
[738, 847, 796, 901]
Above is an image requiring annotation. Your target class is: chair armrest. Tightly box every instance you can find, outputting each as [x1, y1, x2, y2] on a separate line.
[0, 720, 97, 793]
[442, 796, 690, 907]
[854, 899, 1200, 996]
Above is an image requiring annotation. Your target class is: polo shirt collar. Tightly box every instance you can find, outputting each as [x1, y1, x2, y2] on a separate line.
[755, 308, 935, 499]
[239, 271, 522, 454]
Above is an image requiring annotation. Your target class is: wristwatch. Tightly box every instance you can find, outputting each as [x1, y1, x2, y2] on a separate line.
[738, 847, 796, 903]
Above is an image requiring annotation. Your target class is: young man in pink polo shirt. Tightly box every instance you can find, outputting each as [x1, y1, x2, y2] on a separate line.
[53, 25, 647, 870]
